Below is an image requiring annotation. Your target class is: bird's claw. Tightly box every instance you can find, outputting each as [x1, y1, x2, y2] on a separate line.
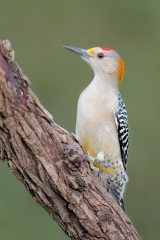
[96, 152, 105, 161]
[87, 152, 106, 175]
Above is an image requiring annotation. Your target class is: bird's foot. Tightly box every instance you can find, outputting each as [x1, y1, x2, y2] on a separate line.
[88, 152, 107, 175]
[88, 157, 99, 175]
[96, 152, 105, 161]
[85, 154, 100, 175]
[94, 151, 109, 167]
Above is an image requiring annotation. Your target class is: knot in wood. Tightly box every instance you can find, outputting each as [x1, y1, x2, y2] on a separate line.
[67, 148, 82, 170]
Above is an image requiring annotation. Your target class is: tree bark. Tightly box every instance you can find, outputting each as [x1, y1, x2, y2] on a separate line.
[0, 39, 140, 240]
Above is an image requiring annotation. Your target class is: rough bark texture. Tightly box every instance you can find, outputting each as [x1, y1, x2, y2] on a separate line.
[0, 40, 140, 240]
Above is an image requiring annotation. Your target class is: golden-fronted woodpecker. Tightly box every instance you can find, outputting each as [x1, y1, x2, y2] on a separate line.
[64, 45, 129, 210]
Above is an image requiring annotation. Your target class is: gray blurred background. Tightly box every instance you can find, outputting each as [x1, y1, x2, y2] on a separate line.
[0, 1, 160, 239]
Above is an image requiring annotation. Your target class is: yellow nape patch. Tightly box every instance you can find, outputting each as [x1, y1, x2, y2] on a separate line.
[93, 161, 117, 174]
[118, 59, 124, 86]
[88, 48, 95, 55]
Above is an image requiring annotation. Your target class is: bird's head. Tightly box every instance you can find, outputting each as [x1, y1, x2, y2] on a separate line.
[64, 45, 124, 86]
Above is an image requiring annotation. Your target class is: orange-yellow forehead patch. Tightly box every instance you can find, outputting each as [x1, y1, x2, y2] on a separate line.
[88, 48, 95, 55]
[118, 59, 124, 86]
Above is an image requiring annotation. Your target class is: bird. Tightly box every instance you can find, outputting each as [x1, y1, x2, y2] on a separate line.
[64, 45, 129, 210]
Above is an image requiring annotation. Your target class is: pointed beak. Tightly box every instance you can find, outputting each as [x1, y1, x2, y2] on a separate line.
[63, 45, 90, 59]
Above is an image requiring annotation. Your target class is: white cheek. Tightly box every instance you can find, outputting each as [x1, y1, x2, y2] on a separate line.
[101, 59, 117, 73]
[82, 57, 118, 76]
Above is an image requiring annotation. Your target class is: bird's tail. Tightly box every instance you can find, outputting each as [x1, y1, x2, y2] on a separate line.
[107, 185, 125, 211]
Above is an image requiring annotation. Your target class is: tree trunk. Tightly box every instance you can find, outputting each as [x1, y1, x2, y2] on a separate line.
[0, 40, 140, 240]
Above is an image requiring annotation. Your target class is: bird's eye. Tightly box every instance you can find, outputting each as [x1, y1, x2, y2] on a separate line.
[97, 53, 105, 59]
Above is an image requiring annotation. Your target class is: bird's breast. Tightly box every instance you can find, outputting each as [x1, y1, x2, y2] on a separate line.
[76, 83, 120, 159]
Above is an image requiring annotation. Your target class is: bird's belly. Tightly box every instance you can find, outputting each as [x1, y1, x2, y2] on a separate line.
[76, 113, 120, 160]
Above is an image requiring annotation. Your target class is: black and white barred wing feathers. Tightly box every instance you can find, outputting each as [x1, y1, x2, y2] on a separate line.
[115, 93, 129, 170]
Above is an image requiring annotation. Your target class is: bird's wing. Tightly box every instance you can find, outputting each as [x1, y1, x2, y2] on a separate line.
[115, 93, 129, 170]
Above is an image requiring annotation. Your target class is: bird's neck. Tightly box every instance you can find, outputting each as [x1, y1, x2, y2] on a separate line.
[93, 72, 119, 95]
